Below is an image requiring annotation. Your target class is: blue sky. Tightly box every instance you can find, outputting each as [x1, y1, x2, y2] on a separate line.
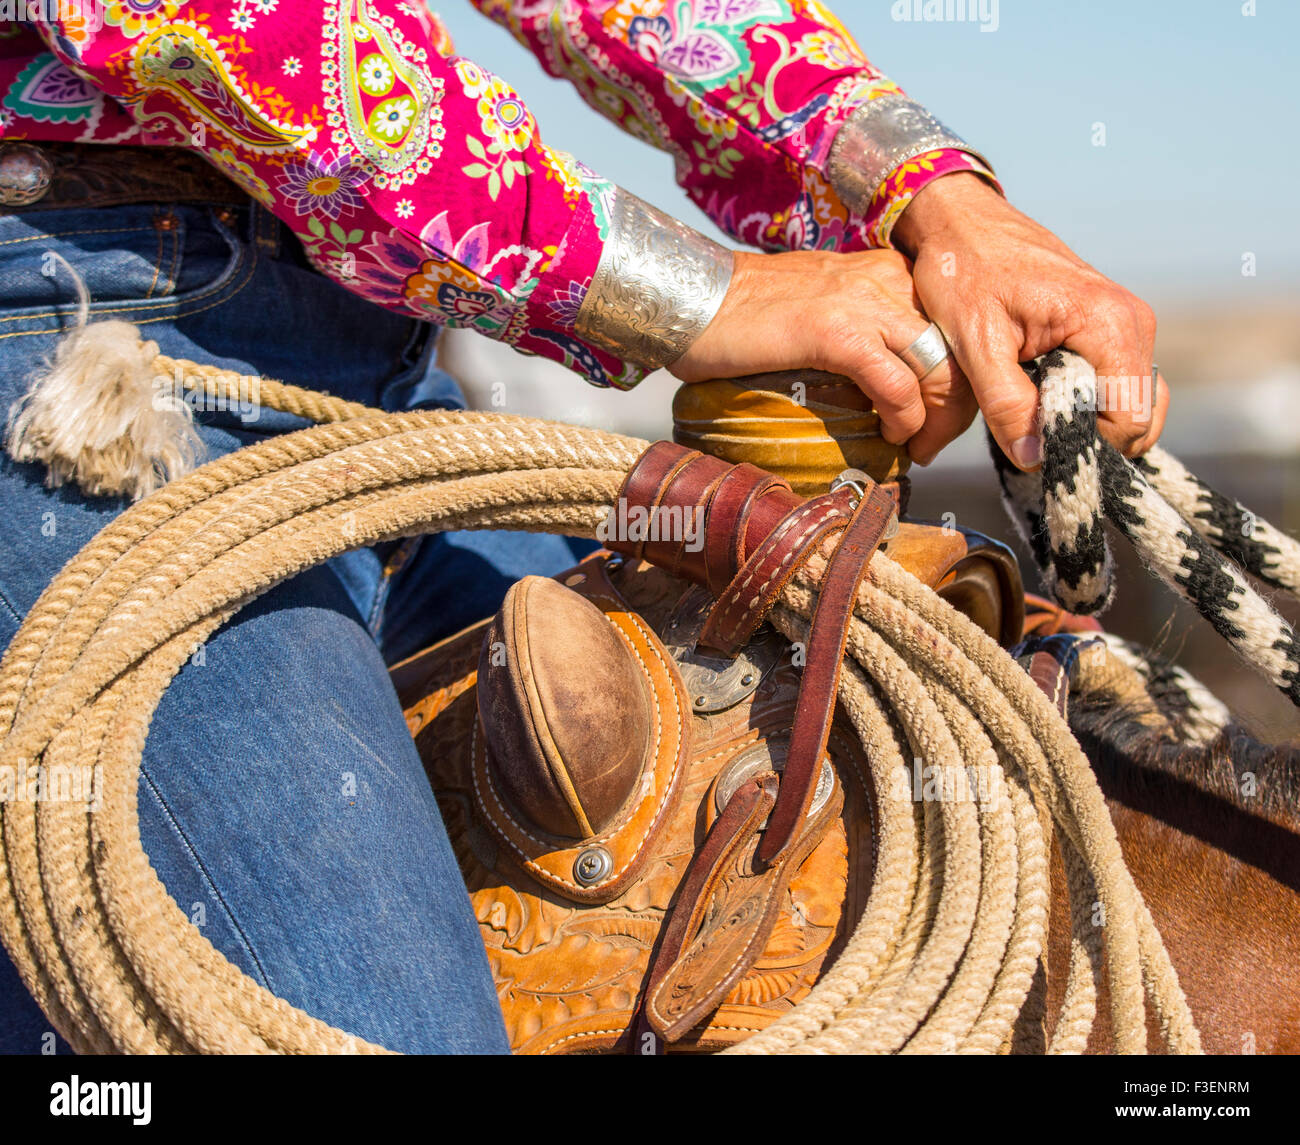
[435, 0, 1300, 306]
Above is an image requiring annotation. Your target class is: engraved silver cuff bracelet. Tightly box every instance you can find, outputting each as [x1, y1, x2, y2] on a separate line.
[826, 94, 995, 217]
[574, 187, 734, 371]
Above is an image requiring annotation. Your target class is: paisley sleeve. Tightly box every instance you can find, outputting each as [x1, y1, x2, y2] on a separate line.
[468, 1, 1000, 251]
[27, 2, 698, 390]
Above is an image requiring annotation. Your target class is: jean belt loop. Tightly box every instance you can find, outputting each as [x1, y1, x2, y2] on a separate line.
[250, 201, 282, 257]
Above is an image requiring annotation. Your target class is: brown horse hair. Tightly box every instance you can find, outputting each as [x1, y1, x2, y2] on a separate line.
[1067, 685, 1300, 893]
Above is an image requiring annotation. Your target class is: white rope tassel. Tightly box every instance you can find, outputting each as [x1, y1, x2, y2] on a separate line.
[3, 259, 203, 501]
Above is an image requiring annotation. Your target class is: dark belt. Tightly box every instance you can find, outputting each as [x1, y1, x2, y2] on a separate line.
[0, 140, 249, 213]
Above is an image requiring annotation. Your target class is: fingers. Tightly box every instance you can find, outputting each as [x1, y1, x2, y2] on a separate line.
[1064, 293, 1158, 456]
[876, 318, 979, 465]
[948, 317, 1045, 470]
[813, 294, 931, 446]
[906, 364, 980, 466]
[819, 329, 927, 446]
[671, 247, 989, 457]
[1127, 370, 1169, 456]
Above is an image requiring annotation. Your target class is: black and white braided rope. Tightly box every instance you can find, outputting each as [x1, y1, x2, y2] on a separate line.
[1135, 446, 1300, 595]
[990, 349, 1300, 708]
[1093, 633, 1232, 747]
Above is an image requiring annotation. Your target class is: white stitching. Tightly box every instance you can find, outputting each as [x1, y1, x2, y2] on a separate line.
[713, 501, 847, 644]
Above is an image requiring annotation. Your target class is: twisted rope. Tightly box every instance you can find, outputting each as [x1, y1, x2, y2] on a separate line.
[0, 350, 1204, 1054]
[991, 349, 1300, 708]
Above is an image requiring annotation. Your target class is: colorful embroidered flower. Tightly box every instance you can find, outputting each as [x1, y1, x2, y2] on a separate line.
[394, 198, 415, 219]
[420, 210, 493, 273]
[369, 95, 416, 140]
[798, 30, 864, 70]
[540, 145, 584, 198]
[52, 7, 95, 53]
[626, 15, 672, 62]
[229, 8, 256, 33]
[686, 96, 738, 145]
[359, 54, 394, 96]
[349, 227, 430, 299]
[771, 192, 821, 250]
[282, 56, 302, 77]
[103, 0, 182, 40]
[253, 0, 278, 13]
[404, 259, 510, 325]
[276, 151, 367, 219]
[477, 79, 533, 151]
[547, 278, 590, 328]
[454, 57, 491, 99]
[602, 0, 667, 41]
[434, 283, 505, 323]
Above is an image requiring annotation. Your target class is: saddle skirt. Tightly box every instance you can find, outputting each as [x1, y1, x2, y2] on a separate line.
[391, 446, 1023, 1054]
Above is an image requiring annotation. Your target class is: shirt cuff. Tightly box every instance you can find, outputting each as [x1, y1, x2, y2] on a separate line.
[866, 149, 1001, 249]
[825, 93, 1002, 249]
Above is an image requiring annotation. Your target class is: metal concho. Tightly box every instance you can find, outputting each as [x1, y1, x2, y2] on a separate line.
[0, 143, 52, 207]
[661, 585, 783, 714]
[573, 846, 613, 887]
[713, 741, 834, 826]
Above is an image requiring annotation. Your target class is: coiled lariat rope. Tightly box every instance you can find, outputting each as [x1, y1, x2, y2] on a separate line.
[0, 339, 1227, 1054]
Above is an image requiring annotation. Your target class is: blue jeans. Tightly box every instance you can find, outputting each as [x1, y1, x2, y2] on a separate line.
[0, 199, 589, 1053]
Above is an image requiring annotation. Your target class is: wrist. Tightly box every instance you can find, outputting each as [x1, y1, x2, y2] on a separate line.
[890, 170, 1004, 259]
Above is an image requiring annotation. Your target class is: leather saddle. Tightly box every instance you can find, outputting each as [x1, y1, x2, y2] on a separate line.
[391, 441, 1023, 1053]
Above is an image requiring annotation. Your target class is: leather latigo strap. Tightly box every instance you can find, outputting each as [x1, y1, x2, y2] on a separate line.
[699, 486, 857, 656]
[611, 440, 807, 590]
[632, 769, 845, 1049]
[757, 484, 896, 864]
[606, 440, 899, 602]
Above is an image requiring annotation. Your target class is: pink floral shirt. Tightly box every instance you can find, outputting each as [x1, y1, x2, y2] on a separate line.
[0, 2, 997, 389]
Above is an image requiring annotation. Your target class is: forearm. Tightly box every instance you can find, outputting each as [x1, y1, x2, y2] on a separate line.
[469, 2, 999, 252]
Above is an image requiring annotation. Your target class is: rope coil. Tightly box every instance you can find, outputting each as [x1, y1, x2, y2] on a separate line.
[9, 331, 1284, 1053]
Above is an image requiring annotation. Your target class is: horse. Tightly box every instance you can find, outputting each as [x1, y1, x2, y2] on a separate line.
[1038, 649, 1300, 1053]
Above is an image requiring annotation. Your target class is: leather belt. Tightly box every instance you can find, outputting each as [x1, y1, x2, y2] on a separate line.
[0, 141, 249, 213]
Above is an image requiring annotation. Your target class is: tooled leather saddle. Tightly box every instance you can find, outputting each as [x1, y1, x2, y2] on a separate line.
[391, 440, 1023, 1054]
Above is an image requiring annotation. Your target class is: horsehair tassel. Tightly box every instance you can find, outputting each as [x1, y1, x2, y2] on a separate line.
[4, 309, 377, 502]
[991, 348, 1300, 708]
[3, 258, 205, 501]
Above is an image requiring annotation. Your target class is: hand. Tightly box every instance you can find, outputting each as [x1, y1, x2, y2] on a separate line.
[892, 172, 1169, 468]
[670, 247, 969, 449]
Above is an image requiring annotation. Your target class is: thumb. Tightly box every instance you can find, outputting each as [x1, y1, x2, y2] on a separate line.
[954, 321, 1043, 471]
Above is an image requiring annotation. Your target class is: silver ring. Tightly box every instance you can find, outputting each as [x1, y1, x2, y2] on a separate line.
[899, 322, 950, 380]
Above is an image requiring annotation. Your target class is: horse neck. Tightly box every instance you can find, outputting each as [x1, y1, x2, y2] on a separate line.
[1070, 704, 1300, 863]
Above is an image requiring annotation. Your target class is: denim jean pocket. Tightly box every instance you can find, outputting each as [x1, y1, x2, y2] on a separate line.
[0, 203, 242, 315]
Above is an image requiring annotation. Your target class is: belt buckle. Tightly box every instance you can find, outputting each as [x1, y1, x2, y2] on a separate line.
[0, 143, 53, 207]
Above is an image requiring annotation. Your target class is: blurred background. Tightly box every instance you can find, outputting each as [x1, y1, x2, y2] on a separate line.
[431, 1, 1300, 739]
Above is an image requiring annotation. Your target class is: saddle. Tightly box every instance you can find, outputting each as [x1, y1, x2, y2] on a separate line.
[392, 429, 1024, 1054]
